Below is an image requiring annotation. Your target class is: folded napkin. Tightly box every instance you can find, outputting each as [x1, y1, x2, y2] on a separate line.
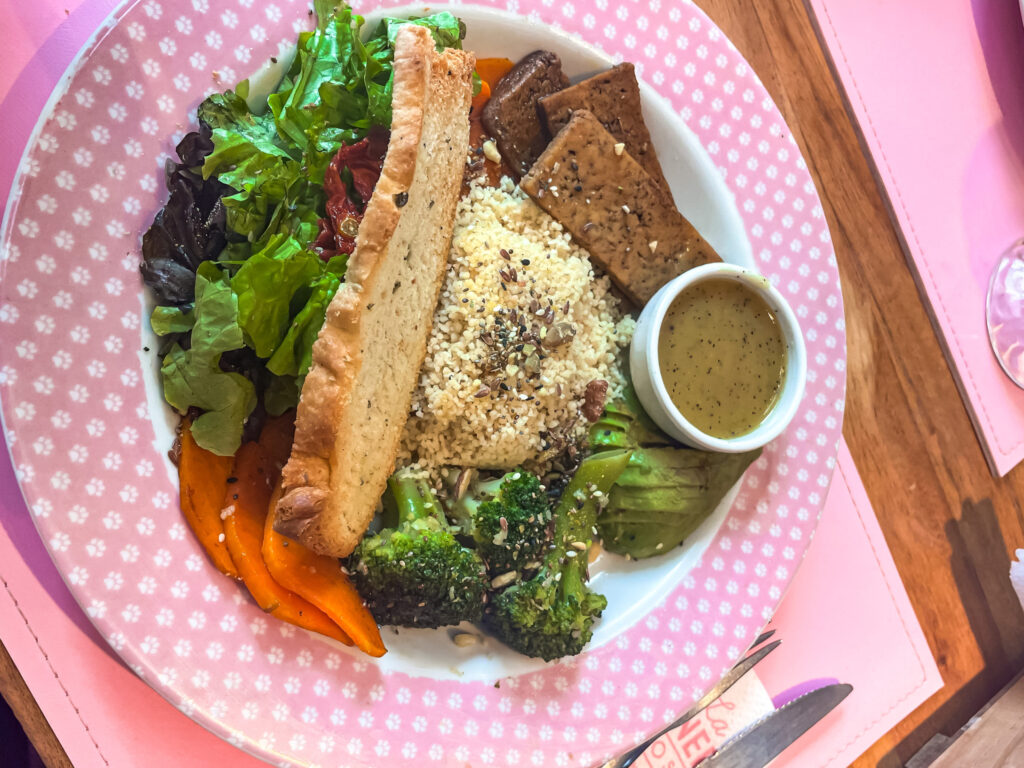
[635, 671, 850, 767]
[637, 671, 775, 768]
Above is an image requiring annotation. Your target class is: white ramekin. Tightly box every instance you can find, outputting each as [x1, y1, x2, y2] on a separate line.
[629, 263, 808, 453]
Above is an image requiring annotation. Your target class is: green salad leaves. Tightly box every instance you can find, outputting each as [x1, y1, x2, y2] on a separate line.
[146, 1, 465, 455]
[160, 263, 256, 455]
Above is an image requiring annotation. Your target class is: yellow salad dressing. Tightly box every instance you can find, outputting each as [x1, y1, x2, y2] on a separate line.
[658, 278, 787, 438]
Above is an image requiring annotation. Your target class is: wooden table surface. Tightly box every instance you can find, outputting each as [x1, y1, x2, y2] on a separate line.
[4, 1, 1024, 766]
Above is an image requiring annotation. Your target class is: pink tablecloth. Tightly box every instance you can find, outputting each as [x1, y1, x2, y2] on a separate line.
[0, 1, 940, 765]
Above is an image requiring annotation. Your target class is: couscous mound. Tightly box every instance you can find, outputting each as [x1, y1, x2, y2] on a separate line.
[400, 178, 634, 469]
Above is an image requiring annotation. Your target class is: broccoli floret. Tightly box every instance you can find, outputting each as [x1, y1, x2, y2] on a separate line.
[350, 469, 487, 628]
[486, 449, 632, 660]
[450, 470, 552, 576]
[590, 388, 761, 559]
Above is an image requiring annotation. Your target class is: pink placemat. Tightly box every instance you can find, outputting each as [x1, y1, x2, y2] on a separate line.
[757, 440, 942, 768]
[805, 0, 1024, 476]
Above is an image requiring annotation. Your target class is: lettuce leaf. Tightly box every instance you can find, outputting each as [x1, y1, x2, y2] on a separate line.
[162, 345, 256, 456]
[159, 262, 256, 455]
[153, 2, 466, 455]
[196, 82, 255, 131]
[264, 373, 300, 416]
[268, 0, 365, 155]
[231, 234, 321, 358]
[359, 12, 466, 128]
[369, 11, 464, 50]
[151, 305, 195, 335]
[267, 254, 347, 379]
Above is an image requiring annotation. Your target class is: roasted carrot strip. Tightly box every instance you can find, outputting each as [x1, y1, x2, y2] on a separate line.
[467, 57, 518, 187]
[476, 57, 515, 89]
[223, 415, 352, 645]
[179, 418, 238, 579]
[471, 77, 491, 115]
[264, 484, 387, 658]
[471, 58, 514, 116]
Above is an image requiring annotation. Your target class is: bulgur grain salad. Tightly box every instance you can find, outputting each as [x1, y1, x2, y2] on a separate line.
[399, 178, 636, 470]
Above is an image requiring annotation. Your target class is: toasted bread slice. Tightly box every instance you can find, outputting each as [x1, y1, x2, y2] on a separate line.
[273, 26, 474, 556]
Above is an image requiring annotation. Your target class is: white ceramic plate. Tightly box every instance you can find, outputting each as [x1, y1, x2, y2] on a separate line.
[0, 1, 845, 765]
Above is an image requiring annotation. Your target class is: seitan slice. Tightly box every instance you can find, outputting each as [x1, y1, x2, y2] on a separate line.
[273, 26, 475, 557]
[520, 110, 720, 305]
[481, 50, 569, 179]
[537, 62, 670, 194]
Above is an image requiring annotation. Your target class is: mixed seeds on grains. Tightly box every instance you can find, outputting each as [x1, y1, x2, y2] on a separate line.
[399, 178, 635, 470]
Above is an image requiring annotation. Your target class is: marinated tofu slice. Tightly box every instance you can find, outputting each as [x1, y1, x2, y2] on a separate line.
[520, 110, 720, 305]
[481, 50, 569, 179]
[537, 63, 670, 194]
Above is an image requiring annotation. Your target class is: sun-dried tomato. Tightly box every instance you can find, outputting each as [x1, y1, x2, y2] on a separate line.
[314, 127, 389, 259]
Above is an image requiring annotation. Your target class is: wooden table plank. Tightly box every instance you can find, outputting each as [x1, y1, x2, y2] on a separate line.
[0, 641, 71, 768]
[696, 0, 1024, 765]
[930, 672, 1024, 768]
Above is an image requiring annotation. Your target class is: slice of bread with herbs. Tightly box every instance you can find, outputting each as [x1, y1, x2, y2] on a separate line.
[273, 25, 475, 556]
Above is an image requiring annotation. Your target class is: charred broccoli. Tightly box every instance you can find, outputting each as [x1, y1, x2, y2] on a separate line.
[590, 387, 761, 559]
[450, 470, 552, 576]
[486, 449, 632, 660]
[350, 469, 487, 628]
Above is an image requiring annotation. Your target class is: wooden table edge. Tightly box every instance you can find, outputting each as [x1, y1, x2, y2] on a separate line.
[0, 638, 73, 768]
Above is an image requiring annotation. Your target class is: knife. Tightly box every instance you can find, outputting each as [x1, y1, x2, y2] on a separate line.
[677, 640, 782, 726]
[698, 682, 853, 768]
[600, 639, 782, 768]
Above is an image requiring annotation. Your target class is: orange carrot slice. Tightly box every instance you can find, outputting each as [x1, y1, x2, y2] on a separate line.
[476, 57, 515, 89]
[223, 416, 352, 645]
[471, 77, 491, 115]
[471, 58, 514, 116]
[179, 418, 238, 579]
[263, 484, 387, 658]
